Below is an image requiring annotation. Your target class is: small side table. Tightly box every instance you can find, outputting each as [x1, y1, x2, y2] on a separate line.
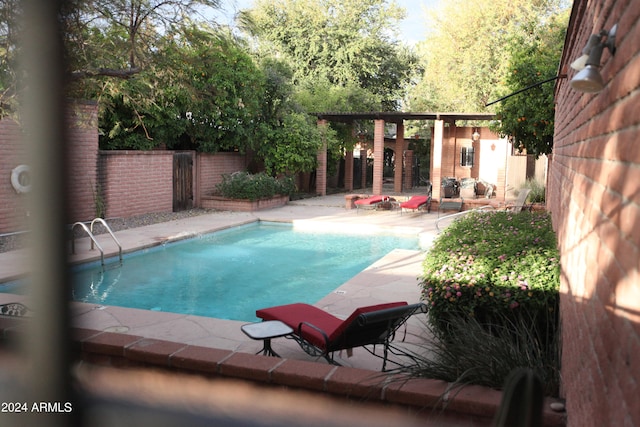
[241, 320, 293, 357]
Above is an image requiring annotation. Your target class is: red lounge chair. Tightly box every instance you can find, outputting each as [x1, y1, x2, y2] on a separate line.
[399, 195, 432, 214]
[354, 195, 396, 213]
[256, 301, 426, 370]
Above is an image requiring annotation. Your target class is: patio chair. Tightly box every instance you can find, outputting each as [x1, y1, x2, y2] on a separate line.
[399, 195, 432, 214]
[255, 301, 426, 371]
[503, 189, 531, 213]
[354, 195, 397, 213]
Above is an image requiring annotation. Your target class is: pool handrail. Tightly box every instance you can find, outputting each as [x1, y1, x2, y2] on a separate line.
[71, 221, 105, 266]
[90, 218, 122, 263]
[435, 205, 495, 233]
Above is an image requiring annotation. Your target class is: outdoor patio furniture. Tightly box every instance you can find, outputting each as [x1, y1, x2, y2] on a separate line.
[255, 301, 426, 371]
[503, 189, 531, 213]
[438, 197, 464, 216]
[354, 195, 397, 213]
[459, 178, 478, 199]
[241, 320, 293, 357]
[400, 195, 432, 214]
[441, 177, 460, 198]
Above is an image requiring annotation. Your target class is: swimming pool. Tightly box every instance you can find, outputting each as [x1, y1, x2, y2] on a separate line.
[2, 222, 420, 321]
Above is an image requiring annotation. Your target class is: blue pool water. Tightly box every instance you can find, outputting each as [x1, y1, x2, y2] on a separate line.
[2, 222, 419, 321]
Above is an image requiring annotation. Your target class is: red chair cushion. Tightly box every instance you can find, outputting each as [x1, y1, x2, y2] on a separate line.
[256, 301, 408, 350]
[354, 195, 386, 206]
[256, 303, 343, 348]
[400, 196, 429, 209]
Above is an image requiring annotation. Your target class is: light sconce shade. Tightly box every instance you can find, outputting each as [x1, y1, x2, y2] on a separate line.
[570, 24, 617, 93]
[471, 128, 480, 141]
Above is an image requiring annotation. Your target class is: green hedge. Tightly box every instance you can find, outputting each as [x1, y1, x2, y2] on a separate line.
[411, 210, 561, 395]
[215, 172, 296, 201]
[421, 211, 559, 325]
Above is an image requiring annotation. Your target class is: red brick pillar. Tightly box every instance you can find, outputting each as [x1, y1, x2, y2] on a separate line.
[431, 119, 444, 200]
[344, 150, 354, 192]
[404, 150, 414, 191]
[316, 119, 328, 196]
[373, 119, 384, 195]
[394, 122, 404, 194]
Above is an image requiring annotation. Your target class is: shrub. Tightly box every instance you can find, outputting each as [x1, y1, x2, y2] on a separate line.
[421, 211, 559, 324]
[392, 311, 560, 396]
[215, 172, 295, 201]
[520, 178, 546, 203]
[413, 211, 560, 394]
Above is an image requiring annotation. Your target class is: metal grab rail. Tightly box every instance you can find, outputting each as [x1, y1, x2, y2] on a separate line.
[435, 205, 495, 233]
[90, 218, 122, 262]
[71, 222, 105, 266]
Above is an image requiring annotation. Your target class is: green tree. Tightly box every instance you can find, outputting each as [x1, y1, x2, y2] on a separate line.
[98, 26, 266, 151]
[490, 11, 569, 157]
[240, 0, 419, 110]
[409, 0, 568, 113]
[65, 0, 221, 77]
[0, 0, 23, 116]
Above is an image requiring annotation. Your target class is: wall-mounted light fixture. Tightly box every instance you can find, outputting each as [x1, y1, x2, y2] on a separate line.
[570, 24, 617, 93]
[471, 128, 480, 142]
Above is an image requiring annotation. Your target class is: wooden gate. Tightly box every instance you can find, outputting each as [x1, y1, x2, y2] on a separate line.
[173, 152, 193, 211]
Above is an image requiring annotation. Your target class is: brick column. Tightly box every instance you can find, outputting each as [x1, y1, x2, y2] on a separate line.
[316, 119, 328, 196]
[344, 150, 354, 192]
[404, 150, 414, 191]
[431, 120, 444, 200]
[394, 122, 404, 193]
[373, 119, 384, 195]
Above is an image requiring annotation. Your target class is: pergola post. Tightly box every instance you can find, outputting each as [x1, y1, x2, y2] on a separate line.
[316, 119, 328, 196]
[394, 122, 404, 193]
[373, 119, 384, 195]
[431, 119, 444, 200]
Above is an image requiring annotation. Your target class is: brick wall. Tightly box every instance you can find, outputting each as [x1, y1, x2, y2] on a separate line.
[196, 151, 248, 204]
[0, 118, 28, 232]
[0, 101, 99, 232]
[549, 1, 640, 426]
[67, 101, 99, 223]
[99, 151, 174, 219]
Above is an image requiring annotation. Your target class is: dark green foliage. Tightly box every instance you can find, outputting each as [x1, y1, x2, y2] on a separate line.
[421, 211, 559, 322]
[491, 11, 569, 157]
[403, 211, 560, 395]
[215, 172, 295, 201]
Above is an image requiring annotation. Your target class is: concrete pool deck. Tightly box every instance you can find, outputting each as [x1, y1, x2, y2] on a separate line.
[0, 192, 440, 370]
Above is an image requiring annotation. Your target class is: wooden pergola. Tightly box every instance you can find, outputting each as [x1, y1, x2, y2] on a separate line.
[315, 112, 496, 199]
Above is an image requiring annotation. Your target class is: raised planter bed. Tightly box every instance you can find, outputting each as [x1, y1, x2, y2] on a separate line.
[201, 195, 289, 212]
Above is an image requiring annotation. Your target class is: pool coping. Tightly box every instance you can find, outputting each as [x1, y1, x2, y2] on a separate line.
[0, 200, 566, 426]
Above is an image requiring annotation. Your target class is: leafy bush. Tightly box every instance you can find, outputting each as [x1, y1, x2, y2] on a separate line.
[413, 210, 560, 394]
[215, 172, 295, 201]
[520, 178, 546, 203]
[421, 211, 558, 322]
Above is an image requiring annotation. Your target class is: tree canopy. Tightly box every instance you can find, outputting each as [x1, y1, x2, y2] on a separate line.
[410, 0, 568, 113]
[2, 0, 572, 174]
[240, 0, 420, 111]
[490, 10, 569, 157]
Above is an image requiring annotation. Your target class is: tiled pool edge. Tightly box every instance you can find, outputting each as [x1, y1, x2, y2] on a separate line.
[1, 318, 566, 426]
